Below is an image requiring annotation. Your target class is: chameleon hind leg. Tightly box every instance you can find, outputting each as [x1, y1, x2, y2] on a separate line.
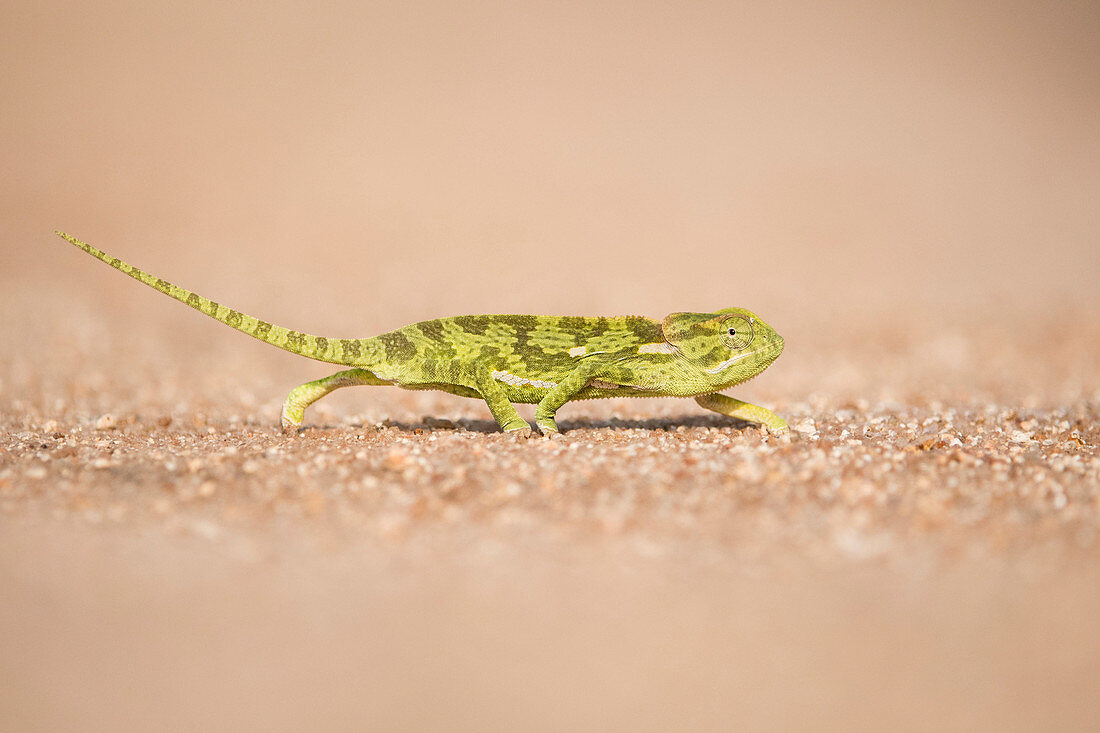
[281, 368, 391, 432]
[694, 393, 788, 434]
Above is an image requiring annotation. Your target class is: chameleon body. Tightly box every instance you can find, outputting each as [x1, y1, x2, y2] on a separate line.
[56, 232, 787, 436]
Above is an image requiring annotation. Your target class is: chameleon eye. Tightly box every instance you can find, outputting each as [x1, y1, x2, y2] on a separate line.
[720, 316, 753, 350]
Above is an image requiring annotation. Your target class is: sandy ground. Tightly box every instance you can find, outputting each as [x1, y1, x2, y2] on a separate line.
[4, 1, 1100, 730]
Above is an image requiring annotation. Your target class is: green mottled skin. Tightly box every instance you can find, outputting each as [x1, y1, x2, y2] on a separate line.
[57, 232, 787, 436]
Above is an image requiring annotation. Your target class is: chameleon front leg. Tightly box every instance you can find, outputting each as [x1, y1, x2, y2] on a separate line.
[474, 368, 532, 434]
[281, 368, 391, 432]
[695, 393, 788, 435]
[534, 362, 601, 435]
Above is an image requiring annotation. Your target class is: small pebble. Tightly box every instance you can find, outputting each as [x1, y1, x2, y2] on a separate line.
[792, 418, 818, 438]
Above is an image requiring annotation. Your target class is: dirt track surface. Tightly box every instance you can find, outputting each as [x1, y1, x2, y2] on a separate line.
[4, 392, 1099, 562]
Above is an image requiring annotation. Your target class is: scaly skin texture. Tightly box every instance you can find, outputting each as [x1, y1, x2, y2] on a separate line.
[57, 232, 787, 436]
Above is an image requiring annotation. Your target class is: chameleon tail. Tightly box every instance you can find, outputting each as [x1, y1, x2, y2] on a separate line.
[56, 231, 378, 367]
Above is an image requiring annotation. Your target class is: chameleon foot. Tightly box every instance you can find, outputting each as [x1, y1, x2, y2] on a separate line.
[767, 420, 791, 444]
[534, 418, 560, 437]
[280, 403, 305, 434]
[506, 426, 534, 441]
[761, 412, 789, 437]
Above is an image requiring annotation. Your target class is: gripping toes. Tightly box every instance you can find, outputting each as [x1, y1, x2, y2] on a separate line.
[764, 415, 789, 435]
[534, 414, 560, 436]
[506, 426, 535, 441]
[501, 417, 532, 433]
[280, 399, 305, 433]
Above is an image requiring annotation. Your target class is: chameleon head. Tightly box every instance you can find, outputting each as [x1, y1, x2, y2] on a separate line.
[662, 307, 784, 388]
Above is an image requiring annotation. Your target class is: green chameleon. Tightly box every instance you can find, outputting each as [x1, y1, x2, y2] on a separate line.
[57, 232, 787, 437]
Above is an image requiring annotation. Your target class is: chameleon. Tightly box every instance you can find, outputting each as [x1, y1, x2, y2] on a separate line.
[56, 231, 788, 437]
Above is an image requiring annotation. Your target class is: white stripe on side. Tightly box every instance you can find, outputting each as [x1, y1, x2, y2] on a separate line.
[492, 370, 558, 389]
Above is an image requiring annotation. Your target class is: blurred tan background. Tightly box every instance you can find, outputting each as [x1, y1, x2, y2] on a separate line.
[3, 1, 1100, 730]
